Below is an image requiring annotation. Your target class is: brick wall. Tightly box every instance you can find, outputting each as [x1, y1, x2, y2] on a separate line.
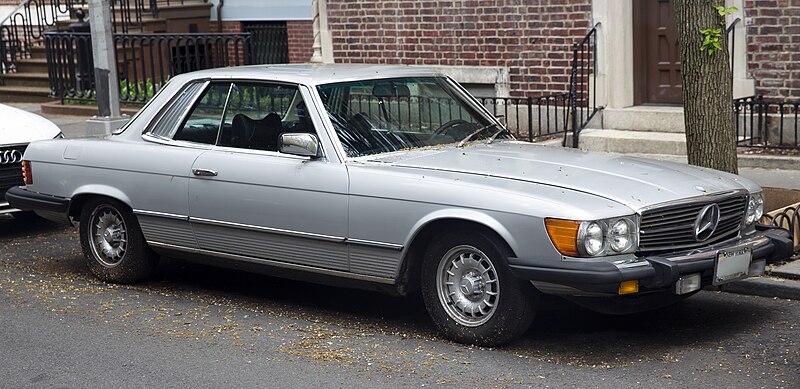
[326, 0, 592, 96]
[745, 1, 800, 100]
[210, 20, 243, 34]
[209, 21, 248, 66]
[287, 20, 314, 63]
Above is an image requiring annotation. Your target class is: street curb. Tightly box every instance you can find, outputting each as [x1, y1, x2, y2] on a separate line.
[719, 277, 800, 300]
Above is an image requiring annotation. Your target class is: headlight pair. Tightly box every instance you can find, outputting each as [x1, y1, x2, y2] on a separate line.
[545, 216, 638, 258]
[746, 192, 764, 225]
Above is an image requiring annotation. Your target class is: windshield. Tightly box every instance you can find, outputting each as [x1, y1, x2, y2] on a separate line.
[317, 76, 507, 157]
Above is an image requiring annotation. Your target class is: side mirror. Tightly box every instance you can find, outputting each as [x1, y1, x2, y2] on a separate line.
[279, 133, 320, 158]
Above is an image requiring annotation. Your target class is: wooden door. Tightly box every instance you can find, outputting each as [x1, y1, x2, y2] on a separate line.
[634, 0, 682, 105]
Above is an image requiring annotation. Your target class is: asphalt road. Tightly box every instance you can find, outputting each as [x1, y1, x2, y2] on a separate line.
[1, 217, 798, 388]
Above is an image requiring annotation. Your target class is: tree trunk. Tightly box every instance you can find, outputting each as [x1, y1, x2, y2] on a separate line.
[674, 0, 738, 174]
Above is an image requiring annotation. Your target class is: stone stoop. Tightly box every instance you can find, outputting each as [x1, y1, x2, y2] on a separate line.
[578, 106, 688, 155]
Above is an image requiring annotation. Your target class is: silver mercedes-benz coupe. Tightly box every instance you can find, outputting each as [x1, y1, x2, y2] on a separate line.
[7, 65, 793, 345]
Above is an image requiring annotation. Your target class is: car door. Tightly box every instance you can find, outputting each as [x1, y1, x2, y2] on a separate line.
[187, 82, 350, 271]
[133, 80, 216, 249]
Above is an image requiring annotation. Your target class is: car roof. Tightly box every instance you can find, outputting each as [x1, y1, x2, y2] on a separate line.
[181, 64, 446, 86]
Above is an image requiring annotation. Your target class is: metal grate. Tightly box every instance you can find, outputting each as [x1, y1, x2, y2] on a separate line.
[638, 193, 747, 253]
[242, 21, 289, 64]
[0, 145, 26, 199]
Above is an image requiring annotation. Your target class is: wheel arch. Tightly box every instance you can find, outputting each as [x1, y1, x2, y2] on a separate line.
[395, 211, 517, 296]
[68, 185, 133, 219]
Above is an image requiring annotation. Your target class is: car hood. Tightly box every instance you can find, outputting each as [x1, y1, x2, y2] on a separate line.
[0, 104, 62, 145]
[360, 141, 757, 211]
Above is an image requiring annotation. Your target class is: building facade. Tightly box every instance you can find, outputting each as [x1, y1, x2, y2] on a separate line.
[314, 0, 800, 108]
[208, 0, 315, 64]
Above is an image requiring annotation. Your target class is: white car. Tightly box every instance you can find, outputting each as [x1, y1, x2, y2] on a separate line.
[0, 104, 63, 216]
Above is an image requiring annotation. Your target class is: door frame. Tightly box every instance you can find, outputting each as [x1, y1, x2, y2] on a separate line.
[592, 0, 752, 109]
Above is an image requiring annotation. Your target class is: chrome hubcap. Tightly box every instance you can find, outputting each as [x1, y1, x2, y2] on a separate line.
[436, 245, 500, 327]
[89, 206, 127, 267]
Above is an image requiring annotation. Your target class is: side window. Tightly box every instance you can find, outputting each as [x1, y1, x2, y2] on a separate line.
[174, 83, 232, 145]
[217, 82, 311, 151]
[147, 81, 207, 139]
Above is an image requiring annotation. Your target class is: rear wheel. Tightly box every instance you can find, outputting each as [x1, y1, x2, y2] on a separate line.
[421, 230, 538, 346]
[79, 197, 158, 283]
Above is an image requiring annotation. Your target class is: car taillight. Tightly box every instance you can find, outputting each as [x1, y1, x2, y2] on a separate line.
[21, 160, 32, 185]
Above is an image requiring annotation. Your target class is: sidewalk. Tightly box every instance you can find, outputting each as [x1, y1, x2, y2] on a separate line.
[12, 102, 800, 299]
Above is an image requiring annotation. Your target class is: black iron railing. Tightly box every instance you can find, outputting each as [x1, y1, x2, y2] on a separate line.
[45, 31, 251, 103]
[479, 23, 599, 145]
[477, 94, 569, 142]
[569, 22, 600, 147]
[0, 0, 83, 72]
[1, 0, 189, 73]
[735, 95, 800, 149]
[727, 17, 741, 77]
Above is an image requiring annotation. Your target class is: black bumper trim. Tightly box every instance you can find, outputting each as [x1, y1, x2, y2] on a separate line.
[4, 187, 69, 214]
[510, 227, 794, 294]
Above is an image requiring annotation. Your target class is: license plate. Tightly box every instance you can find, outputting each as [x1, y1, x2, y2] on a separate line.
[713, 246, 752, 285]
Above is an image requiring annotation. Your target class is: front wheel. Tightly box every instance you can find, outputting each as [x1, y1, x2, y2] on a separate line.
[79, 197, 158, 284]
[421, 230, 537, 346]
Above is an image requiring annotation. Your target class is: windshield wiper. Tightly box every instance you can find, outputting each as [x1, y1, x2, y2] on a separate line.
[487, 127, 510, 144]
[457, 123, 499, 147]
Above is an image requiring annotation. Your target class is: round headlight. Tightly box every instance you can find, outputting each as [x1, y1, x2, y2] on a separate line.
[746, 196, 757, 225]
[608, 218, 634, 253]
[754, 194, 764, 221]
[583, 222, 605, 256]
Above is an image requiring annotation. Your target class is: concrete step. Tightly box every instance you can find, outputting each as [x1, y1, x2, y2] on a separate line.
[29, 46, 48, 60]
[14, 58, 48, 73]
[601, 106, 685, 133]
[0, 72, 50, 88]
[0, 86, 56, 103]
[578, 128, 687, 155]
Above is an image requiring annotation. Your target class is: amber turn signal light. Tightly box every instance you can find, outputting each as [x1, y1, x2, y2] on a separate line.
[618, 280, 639, 295]
[21, 160, 32, 185]
[544, 218, 580, 256]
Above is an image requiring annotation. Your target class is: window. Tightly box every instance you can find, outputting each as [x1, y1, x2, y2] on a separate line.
[174, 83, 232, 145]
[317, 77, 496, 157]
[147, 81, 207, 139]
[145, 80, 316, 151]
[217, 82, 311, 151]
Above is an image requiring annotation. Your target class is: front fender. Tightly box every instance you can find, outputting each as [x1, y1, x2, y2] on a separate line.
[403, 208, 520, 257]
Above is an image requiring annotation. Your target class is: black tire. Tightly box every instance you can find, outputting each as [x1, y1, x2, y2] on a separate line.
[420, 230, 538, 346]
[79, 197, 158, 284]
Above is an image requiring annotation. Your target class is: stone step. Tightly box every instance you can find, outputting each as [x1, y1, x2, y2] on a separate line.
[0, 72, 50, 88]
[601, 106, 685, 133]
[0, 86, 55, 103]
[14, 58, 48, 73]
[578, 128, 687, 155]
[29, 46, 48, 60]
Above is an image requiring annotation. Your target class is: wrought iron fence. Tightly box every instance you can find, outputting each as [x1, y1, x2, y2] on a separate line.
[1, 0, 190, 73]
[477, 94, 570, 142]
[735, 95, 800, 149]
[45, 31, 252, 103]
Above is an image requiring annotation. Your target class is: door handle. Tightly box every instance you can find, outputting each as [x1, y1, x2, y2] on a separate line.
[192, 168, 218, 177]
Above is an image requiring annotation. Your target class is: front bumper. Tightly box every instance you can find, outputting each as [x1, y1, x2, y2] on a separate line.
[510, 225, 794, 296]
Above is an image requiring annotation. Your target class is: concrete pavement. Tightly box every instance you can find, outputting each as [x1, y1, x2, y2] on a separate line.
[11, 101, 800, 298]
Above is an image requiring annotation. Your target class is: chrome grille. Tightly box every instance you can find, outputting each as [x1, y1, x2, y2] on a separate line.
[0, 145, 26, 199]
[638, 193, 747, 252]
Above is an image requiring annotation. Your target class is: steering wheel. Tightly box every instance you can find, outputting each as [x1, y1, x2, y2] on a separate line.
[430, 119, 473, 139]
